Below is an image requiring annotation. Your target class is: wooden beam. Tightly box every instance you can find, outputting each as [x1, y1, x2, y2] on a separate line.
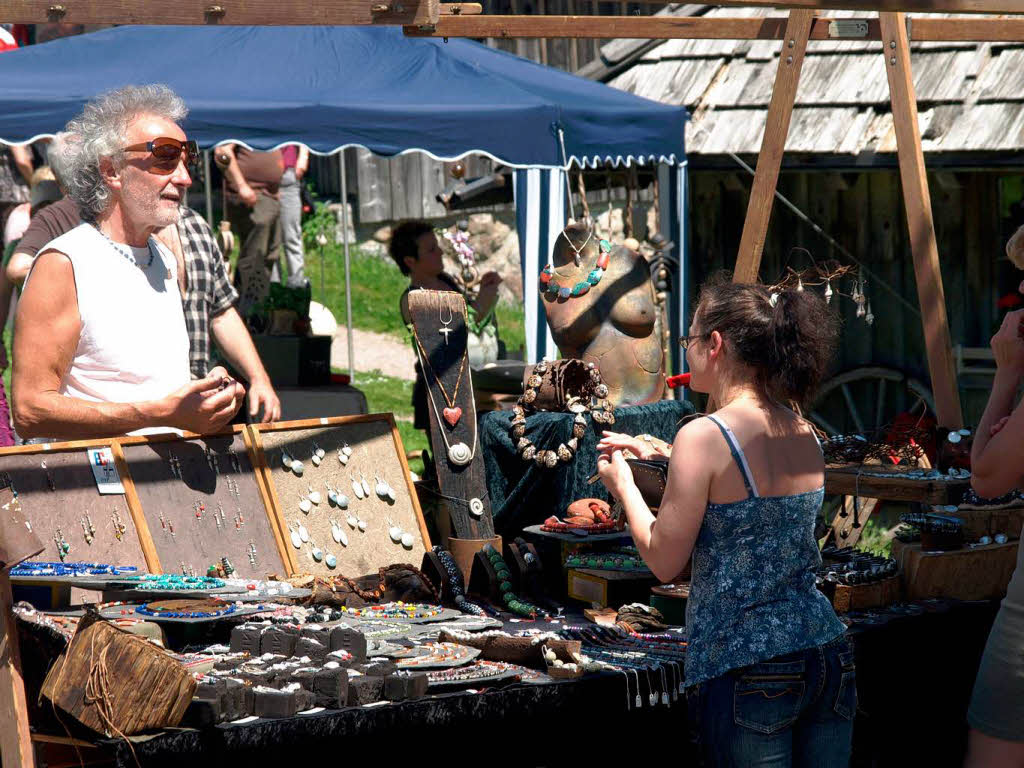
[709, 0, 1024, 13]
[405, 14, 1024, 40]
[0, 572, 35, 768]
[2, 0, 439, 26]
[733, 9, 814, 284]
[880, 11, 963, 429]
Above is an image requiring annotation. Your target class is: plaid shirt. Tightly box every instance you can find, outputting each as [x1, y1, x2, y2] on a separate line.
[177, 207, 238, 378]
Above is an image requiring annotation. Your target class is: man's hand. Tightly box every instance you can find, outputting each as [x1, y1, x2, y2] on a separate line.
[248, 376, 281, 423]
[163, 367, 245, 434]
[238, 184, 258, 207]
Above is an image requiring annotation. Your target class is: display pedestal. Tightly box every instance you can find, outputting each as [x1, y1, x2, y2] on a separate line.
[893, 539, 1019, 601]
[831, 575, 902, 613]
[449, 535, 501, 588]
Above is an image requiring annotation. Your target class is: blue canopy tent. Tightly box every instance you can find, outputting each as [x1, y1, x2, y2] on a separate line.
[0, 25, 688, 369]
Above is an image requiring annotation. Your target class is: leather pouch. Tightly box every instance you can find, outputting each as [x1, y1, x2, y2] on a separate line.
[627, 457, 669, 511]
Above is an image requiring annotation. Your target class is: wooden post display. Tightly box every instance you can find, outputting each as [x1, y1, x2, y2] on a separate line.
[0, 486, 42, 768]
[407, 290, 495, 540]
[880, 11, 963, 429]
[733, 9, 814, 284]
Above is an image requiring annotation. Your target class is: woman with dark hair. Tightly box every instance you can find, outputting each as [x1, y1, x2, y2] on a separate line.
[597, 278, 853, 767]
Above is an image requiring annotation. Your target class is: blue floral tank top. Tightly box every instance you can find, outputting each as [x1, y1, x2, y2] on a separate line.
[684, 414, 846, 688]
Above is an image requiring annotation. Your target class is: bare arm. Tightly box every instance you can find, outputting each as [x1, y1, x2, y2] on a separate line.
[210, 307, 280, 422]
[295, 145, 310, 179]
[13, 250, 246, 438]
[214, 144, 257, 206]
[9, 145, 33, 185]
[598, 417, 716, 581]
[6, 250, 35, 286]
[971, 309, 1024, 497]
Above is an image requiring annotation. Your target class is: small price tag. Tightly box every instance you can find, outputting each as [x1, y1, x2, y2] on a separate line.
[42, 443, 51, 451]
[88, 448, 125, 494]
[679, 681, 685, 694]
[635, 694, 642, 708]
[662, 692, 670, 706]
[649, 693, 657, 707]
[320, 417, 329, 425]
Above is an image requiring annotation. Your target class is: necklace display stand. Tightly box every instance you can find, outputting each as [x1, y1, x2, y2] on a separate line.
[408, 290, 498, 581]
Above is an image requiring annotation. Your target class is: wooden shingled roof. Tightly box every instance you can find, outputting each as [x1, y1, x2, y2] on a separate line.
[592, 5, 1024, 159]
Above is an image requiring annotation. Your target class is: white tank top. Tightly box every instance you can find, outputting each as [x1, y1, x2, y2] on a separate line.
[31, 223, 190, 429]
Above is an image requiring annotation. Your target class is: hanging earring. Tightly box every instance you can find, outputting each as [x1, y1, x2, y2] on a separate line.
[291, 457, 305, 477]
[289, 523, 303, 549]
[796, 277, 804, 292]
[310, 542, 324, 563]
[294, 520, 309, 543]
[388, 520, 404, 543]
[299, 493, 313, 514]
[111, 510, 126, 541]
[331, 519, 348, 546]
[248, 541, 258, 567]
[54, 528, 70, 561]
[357, 517, 368, 532]
[325, 553, 338, 569]
[346, 513, 358, 529]
[401, 531, 414, 549]
[307, 485, 322, 505]
[281, 449, 295, 471]
[360, 474, 371, 499]
[352, 476, 365, 500]
[438, 299, 454, 345]
[824, 280, 833, 304]
[337, 448, 349, 466]
[312, 442, 326, 461]
[81, 516, 94, 545]
[865, 301, 874, 326]
[375, 476, 389, 500]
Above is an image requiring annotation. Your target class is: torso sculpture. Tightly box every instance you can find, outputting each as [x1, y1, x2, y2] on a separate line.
[539, 222, 664, 406]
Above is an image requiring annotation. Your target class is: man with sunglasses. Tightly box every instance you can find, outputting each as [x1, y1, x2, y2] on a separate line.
[12, 85, 247, 438]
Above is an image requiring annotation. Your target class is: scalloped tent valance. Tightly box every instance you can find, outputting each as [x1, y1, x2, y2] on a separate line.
[0, 25, 686, 170]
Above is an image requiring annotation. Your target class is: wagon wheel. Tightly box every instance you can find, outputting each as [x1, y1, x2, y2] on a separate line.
[810, 366, 935, 549]
[808, 366, 935, 438]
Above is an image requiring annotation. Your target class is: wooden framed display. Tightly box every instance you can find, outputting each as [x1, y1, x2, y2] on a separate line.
[0, 441, 153, 572]
[249, 415, 430, 577]
[116, 428, 289, 580]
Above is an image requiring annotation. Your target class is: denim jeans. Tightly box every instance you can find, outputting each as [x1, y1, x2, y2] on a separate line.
[686, 635, 856, 768]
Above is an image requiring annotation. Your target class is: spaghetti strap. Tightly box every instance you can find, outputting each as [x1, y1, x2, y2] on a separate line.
[706, 414, 759, 499]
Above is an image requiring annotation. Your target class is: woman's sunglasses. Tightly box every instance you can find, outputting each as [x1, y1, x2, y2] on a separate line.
[122, 137, 199, 174]
[678, 333, 709, 349]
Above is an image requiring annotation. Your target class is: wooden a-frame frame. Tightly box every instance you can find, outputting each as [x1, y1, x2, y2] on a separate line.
[2, 4, 1023, 765]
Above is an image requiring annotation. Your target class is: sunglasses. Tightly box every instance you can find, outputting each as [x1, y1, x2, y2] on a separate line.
[122, 137, 199, 174]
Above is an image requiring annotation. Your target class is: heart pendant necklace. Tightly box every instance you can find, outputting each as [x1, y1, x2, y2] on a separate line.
[411, 310, 467, 429]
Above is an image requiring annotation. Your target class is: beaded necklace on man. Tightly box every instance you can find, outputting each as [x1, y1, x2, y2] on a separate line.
[93, 223, 156, 269]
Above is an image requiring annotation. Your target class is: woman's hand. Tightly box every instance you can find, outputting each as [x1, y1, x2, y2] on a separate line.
[992, 309, 1024, 377]
[596, 430, 668, 461]
[597, 449, 636, 501]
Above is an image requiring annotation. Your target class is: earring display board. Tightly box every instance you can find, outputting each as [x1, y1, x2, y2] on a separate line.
[407, 289, 495, 540]
[0, 443, 151, 571]
[117, 430, 288, 581]
[250, 415, 430, 577]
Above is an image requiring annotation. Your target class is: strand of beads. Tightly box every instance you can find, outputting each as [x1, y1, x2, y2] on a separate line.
[482, 544, 545, 619]
[511, 360, 615, 469]
[135, 600, 238, 619]
[10, 562, 139, 578]
[564, 552, 650, 572]
[433, 546, 486, 616]
[123, 573, 226, 591]
[538, 238, 612, 299]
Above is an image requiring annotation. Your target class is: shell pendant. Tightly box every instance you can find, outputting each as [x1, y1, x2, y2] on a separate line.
[297, 522, 309, 543]
[299, 495, 313, 514]
[360, 474, 371, 498]
[352, 478, 365, 500]
[338, 449, 349, 466]
[290, 527, 302, 549]
[448, 442, 472, 466]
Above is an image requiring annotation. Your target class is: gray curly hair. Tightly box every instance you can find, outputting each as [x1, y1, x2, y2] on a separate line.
[63, 84, 188, 219]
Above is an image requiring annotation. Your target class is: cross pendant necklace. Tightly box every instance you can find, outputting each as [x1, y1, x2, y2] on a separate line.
[438, 299, 454, 345]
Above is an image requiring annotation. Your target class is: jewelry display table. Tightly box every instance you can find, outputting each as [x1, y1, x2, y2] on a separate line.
[63, 599, 996, 768]
[824, 465, 970, 506]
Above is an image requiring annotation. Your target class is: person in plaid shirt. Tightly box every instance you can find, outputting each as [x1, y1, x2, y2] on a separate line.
[157, 205, 281, 422]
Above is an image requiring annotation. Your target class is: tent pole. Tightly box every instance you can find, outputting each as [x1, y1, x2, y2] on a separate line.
[339, 150, 355, 381]
[203, 149, 213, 229]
